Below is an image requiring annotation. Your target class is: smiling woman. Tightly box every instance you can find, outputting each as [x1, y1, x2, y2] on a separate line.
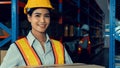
[0, 0, 73, 68]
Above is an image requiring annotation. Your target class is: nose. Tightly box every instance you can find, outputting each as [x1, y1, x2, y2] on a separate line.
[40, 16, 45, 23]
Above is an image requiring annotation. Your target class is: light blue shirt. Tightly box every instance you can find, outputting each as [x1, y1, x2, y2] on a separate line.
[0, 31, 73, 68]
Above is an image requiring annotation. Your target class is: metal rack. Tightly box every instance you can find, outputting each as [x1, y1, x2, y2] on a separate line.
[109, 0, 115, 68]
[0, 0, 18, 47]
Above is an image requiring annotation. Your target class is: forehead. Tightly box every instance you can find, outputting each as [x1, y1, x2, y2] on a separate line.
[32, 8, 50, 14]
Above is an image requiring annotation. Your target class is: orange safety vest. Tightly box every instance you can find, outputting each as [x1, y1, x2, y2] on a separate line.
[15, 37, 65, 66]
[78, 36, 91, 54]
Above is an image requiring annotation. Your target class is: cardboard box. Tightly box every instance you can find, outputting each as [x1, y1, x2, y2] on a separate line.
[14, 63, 105, 68]
[0, 50, 7, 64]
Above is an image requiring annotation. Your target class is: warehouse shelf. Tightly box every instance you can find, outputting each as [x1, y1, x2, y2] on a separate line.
[0, 1, 11, 4]
[92, 42, 104, 47]
[0, 0, 18, 47]
[89, 4, 103, 17]
[80, 0, 89, 12]
[0, 36, 8, 39]
[57, 0, 105, 64]
[84, 0, 89, 3]
[90, 26, 100, 30]
[109, 0, 115, 68]
[112, 0, 120, 68]
[85, 0, 104, 59]
[89, 15, 102, 24]
[91, 36, 103, 38]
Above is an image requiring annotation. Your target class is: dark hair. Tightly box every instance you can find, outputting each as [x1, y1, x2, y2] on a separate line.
[27, 7, 52, 16]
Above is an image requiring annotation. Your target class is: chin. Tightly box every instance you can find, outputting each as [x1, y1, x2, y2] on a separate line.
[38, 30, 46, 33]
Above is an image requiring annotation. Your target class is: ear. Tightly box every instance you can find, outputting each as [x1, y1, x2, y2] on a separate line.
[27, 14, 31, 23]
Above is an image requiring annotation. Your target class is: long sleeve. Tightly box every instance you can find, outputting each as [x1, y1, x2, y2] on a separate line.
[0, 43, 25, 68]
[64, 48, 73, 64]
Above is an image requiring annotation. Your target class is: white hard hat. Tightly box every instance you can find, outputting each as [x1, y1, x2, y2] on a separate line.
[81, 24, 89, 31]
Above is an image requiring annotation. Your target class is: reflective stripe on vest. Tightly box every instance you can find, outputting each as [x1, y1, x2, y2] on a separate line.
[51, 39, 64, 64]
[15, 37, 41, 66]
[80, 36, 91, 46]
[80, 36, 91, 54]
[15, 37, 64, 66]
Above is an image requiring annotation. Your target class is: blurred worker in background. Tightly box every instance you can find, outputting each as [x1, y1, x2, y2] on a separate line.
[115, 19, 120, 41]
[115, 26, 120, 41]
[0, 0, 73, 68]
[77, 24, 91, 63]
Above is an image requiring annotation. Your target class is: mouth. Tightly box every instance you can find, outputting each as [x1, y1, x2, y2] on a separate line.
[37, 23, 47, 28]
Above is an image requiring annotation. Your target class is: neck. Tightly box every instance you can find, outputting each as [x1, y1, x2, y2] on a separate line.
[32, 30, 46, 43]
[32, 30, 46, 53]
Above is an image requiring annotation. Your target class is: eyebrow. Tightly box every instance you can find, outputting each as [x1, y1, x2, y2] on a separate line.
[34, 12, 50, 15]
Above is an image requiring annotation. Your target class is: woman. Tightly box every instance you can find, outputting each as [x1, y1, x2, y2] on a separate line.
[0, 0, 73, 68]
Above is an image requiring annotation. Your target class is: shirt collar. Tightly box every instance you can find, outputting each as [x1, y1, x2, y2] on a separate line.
[46, 34, 50, 43]
[26, 31, 50, 46]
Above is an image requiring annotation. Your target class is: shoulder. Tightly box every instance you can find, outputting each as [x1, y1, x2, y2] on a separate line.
[9, 43, 17, 49]
[8, 43, 19, 52]
[15, 37, 27, 42]
[15, 37, 29, 45]
[51, 39, 60, 42]
[4, 42, 21, 60]
[51, 39, 62, 44]
[9, 37, 27, 51]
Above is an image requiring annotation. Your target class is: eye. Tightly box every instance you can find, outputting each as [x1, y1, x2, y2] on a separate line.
[45, 14, 50, 18]
[35, 14, 40, 17]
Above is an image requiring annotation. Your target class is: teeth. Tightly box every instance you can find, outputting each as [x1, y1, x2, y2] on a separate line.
[38, 23, 46, 28]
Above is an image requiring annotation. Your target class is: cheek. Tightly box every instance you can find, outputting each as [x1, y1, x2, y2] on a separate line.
[30, 23, 35, 27]
[30, 18, 38, 25]
[46, 18, 50, 24]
